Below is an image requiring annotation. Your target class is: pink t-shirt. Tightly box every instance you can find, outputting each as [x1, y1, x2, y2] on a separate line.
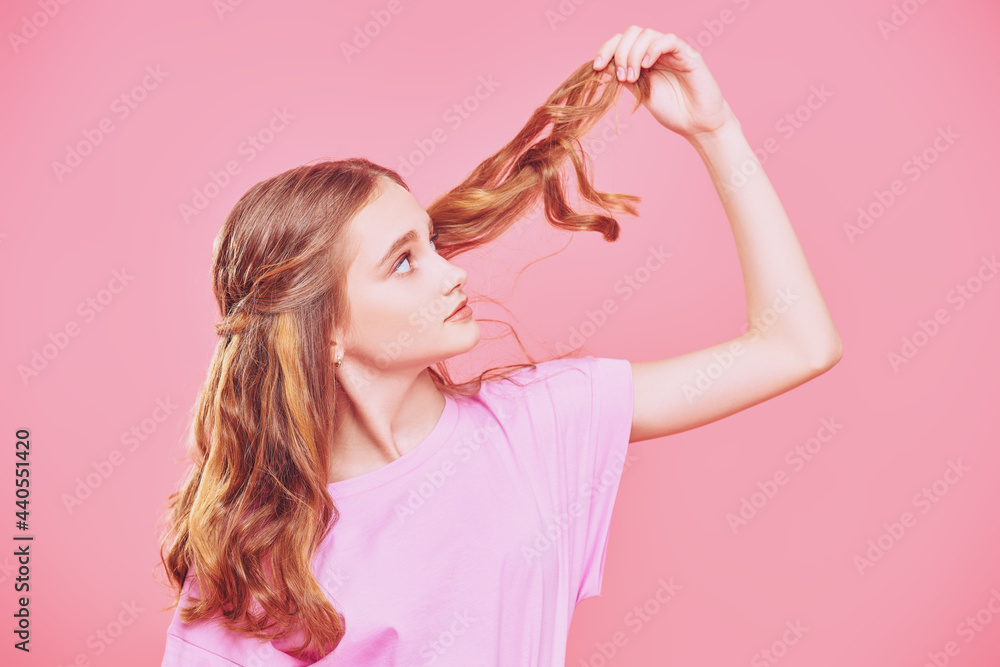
[162, 355, 634, 666]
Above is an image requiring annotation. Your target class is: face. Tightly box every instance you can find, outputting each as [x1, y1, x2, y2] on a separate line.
[335, 180, 480, 373]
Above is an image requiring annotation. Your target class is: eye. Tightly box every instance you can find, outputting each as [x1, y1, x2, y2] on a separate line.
[393, 255, 413, 275]
[392, 230, 440, 276]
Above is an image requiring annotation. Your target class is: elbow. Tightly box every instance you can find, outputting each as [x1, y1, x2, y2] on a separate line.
[804, 335, 843, 374]
[821, 342, 844, 371]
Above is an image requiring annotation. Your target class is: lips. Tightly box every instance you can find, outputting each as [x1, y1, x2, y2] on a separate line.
[446, 297, 468, 320]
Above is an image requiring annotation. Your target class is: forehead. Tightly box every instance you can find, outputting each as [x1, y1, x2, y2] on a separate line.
[359, 180, 417, 220]
[346, 180, 427, 267]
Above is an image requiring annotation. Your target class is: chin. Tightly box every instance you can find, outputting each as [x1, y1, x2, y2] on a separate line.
[446, 321, 482, 355]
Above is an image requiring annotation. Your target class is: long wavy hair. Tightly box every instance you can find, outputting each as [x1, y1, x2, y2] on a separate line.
[158, 59, 650, 660]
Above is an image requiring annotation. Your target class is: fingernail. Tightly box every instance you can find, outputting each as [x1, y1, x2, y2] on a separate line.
[594, 56, 602, 68]
[627, 66, 634, 80]
[617, 66, 624, 80]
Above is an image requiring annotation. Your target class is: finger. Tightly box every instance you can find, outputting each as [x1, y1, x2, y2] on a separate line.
[593, 33, 623, 70]
[646, 33, 701, 70]
[611, 25, 644, 81]
[625, 28, 666, 82]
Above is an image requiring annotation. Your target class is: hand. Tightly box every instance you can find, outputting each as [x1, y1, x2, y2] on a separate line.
[592, 26, 734, 141]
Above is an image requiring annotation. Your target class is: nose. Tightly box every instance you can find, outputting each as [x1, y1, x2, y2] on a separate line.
[436, 254, 467, 295]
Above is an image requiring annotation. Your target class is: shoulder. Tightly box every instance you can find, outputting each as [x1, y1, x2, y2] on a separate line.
[480, 355, 599, 396]
[480, 355, 629, 400]
[473, 356, 631, 421]
[452, 357, 593, 435]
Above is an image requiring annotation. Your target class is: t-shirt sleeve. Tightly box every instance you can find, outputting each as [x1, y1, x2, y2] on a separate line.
[161, 575, 313, 667]
[501, 355, 634, 605]
[162, 634, 243, 666]
[571, 356, 634, 602]
[161, 623, 312, 667]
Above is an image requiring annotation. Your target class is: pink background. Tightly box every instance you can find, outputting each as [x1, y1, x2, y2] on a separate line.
[2, 0, 999, 665]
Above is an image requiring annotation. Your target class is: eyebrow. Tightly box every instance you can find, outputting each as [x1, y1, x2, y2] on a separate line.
[377, 214, 434, 271]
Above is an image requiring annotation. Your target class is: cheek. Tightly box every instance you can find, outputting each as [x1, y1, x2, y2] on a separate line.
[355, 285, 426, 340]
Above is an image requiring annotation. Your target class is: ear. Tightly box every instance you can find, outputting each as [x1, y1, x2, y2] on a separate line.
[330, 321, 347, 366]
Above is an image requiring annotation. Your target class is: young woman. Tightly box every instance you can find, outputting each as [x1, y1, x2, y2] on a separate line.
[159, 25, 842, 666]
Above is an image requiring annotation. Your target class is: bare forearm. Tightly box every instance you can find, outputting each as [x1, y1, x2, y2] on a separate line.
[687, 110, 842, 367]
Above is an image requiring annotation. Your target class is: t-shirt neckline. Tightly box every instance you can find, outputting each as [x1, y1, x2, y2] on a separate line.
[326, 393, 459, 498]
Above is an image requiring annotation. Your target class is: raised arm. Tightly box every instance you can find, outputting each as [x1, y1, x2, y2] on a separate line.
[591, 27, 842, 442]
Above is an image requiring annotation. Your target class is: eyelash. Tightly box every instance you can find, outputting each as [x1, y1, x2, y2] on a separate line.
[392, 231, 440, 276]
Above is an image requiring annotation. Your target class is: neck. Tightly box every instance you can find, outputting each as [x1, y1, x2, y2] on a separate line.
[327, 365, 446, 484]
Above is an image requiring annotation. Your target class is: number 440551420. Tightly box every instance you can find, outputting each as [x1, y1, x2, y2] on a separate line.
[15, 429, 29, 529]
